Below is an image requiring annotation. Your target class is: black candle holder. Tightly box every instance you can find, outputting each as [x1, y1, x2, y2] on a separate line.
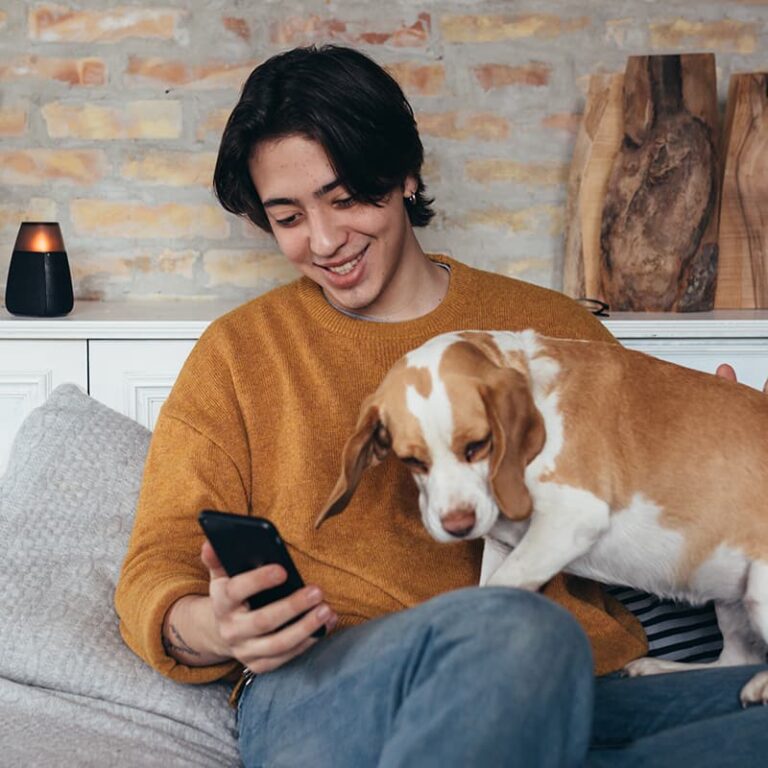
[5, 222, 74, 317]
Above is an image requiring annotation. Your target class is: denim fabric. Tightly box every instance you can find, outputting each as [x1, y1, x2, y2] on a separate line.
[589, 664, 768, 767]
[237, 587, 767, 767]
[238, 588, 592, 767]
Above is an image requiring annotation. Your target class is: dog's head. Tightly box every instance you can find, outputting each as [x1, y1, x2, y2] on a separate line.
[315, 332, 546, 541]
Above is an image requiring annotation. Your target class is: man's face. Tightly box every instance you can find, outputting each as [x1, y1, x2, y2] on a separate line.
[249, 135, 420, 319]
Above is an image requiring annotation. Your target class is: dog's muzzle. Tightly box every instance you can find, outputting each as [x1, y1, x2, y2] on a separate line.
[441, 508, 477, 538]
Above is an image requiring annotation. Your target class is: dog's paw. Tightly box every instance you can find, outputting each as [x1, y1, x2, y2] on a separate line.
[485, 569, 541, 591]
[740, 671, 768, 708]
[623, 657, 687, 677]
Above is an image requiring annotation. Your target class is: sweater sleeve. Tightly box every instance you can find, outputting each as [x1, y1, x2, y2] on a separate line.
[115, 326, 252, 683]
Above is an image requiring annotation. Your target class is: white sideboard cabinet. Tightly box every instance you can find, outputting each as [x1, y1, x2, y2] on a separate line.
[2, 302, 768, 474]
[0, 300, 239, 473]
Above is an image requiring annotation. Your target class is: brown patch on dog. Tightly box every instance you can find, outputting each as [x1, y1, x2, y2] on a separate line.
[458, 331, 506, 367]
[535, 336, 768, 579]
[441, 340, 500, 459]
[380, 359, 434, 464]
[440, 337, 545, 519]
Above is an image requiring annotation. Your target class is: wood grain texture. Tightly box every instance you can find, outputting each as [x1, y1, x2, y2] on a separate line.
[599, 54, 720, 312]
[563, 73, 624, 300]
[715, 73, 768, 308]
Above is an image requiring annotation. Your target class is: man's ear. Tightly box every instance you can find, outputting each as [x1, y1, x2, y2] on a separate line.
[402, 174, 418, 199]
[315, 398, 390, 528]
[482, 369, 545, 521]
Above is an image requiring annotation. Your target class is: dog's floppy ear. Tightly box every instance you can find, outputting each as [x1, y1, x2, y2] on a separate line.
[315, 398, 391, 528]
[482, 369, 545, 521]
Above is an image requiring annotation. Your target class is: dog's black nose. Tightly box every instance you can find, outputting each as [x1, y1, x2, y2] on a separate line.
[446, 525, 474, 538]
[442, 509, 476, 538]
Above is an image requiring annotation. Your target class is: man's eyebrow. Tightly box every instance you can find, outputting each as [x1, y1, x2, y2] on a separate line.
[262, 178, 343, 208]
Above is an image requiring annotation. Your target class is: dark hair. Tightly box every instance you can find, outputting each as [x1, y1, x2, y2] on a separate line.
[213, 45, 434, 232]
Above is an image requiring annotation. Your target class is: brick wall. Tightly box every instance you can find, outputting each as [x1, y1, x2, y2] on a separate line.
[1, 2, 767, 301]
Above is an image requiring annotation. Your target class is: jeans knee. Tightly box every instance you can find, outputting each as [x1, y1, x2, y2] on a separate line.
[425, 587, 593, 678]
[412, 587, 594, 744]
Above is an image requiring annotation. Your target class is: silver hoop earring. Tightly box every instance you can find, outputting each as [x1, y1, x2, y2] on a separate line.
[407, 192, 417, 205]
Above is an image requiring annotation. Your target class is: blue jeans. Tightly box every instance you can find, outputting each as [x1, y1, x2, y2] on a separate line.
[237, 588, 767, 767]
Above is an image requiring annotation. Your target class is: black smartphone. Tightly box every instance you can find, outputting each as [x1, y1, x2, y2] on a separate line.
[197, 510, 326, 638]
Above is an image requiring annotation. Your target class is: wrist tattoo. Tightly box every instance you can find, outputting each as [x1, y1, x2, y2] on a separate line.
[163, 623, 201, 658]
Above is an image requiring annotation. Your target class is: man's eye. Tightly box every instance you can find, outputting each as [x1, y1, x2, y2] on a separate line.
[465, 436, 491, 462]
[334, 197, 356, 209]
[402, 456, 428, 473]
[274, 214, 299, 227]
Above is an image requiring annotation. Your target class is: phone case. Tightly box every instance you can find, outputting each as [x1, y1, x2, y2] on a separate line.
[198, 510, 326, 637]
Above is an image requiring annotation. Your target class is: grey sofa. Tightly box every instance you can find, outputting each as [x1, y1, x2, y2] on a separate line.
[0, 384, 241, 767]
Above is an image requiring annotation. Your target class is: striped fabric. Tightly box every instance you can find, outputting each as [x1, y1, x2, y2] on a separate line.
[607, 586, 724, 662]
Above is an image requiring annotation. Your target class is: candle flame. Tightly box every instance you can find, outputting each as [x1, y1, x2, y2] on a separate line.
[29, 230, 54, 252]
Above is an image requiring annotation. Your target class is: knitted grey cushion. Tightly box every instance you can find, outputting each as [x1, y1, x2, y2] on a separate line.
[0, 384, 240, 767]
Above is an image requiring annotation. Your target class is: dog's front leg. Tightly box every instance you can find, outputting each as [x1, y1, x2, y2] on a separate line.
[479, 537, 512, 586]
[486, 483, 610, 590]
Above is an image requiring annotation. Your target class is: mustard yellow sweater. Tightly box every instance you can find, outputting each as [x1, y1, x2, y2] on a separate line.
[115, 255, 647, 684]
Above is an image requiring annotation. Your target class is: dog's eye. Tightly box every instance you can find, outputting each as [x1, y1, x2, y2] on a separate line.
[402, 456, 428, 473]
[465, 435, 491, 462]
[373, 424, 391, 450]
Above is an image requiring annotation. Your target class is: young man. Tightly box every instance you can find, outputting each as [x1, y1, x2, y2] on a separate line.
[116, 45, 767, 767]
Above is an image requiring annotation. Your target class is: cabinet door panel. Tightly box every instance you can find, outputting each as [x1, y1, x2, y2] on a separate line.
[88, 340, 196, 430]
[621, 339, 768, 390]
[0, 340, 88, 474]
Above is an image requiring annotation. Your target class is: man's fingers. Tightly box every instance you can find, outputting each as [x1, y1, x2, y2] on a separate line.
[241, 586, 327, 637]
[201, 539, 287, 598]
[715, 363, 768, 393]
[244, 637, 317, 675]
[200, 542, 335, 674]
[201, 539, 228, 580]
[227, 565, 287, 606]
[715, 363, 737, 382]
[239, 605, 332, 668]
[205, 553, 291, 618]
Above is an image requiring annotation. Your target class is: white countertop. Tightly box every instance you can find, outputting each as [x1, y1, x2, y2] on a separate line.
[0, 299, 244, 338]
[604, 310, 768, 339]
[3, 301, 768, 339]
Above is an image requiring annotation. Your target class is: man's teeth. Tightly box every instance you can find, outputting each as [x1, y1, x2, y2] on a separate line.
[328, 252, 363, 275]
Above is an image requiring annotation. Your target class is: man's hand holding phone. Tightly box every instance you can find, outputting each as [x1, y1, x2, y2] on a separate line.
[201, 538, 337, 674]
[161, 512, 337, 674]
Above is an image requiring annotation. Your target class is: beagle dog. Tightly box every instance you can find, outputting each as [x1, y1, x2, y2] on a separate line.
[316, 330, 768, 706]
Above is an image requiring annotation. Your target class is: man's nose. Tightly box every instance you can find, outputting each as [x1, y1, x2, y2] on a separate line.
[441, 507, 477, 538]
[308, 211, 347, 258]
